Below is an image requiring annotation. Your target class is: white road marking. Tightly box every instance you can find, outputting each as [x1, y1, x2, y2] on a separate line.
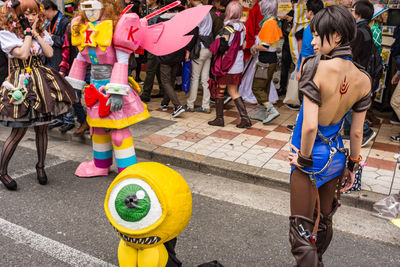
[0, 218, 117, 266]
[181, 170, 400, 246]
[12, 158, 68, 180]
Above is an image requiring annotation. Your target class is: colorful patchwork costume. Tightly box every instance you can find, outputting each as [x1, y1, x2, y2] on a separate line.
[66, 14, 149, 176]
[66, 0, 212, 177]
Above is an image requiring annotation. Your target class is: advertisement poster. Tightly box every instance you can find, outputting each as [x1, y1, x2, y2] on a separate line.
[278, 0, 292, 17]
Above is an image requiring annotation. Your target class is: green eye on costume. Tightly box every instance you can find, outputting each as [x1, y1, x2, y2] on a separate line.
[115, 184, 151, 222]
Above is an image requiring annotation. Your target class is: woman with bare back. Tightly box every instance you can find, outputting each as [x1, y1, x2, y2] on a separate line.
[287, 5, 371, 266]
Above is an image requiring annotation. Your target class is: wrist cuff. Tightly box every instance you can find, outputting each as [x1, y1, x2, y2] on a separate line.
[65, 77, 86, 90]
[347, 158, 360, 172]
[297, 152, 313, 167]
[105, 83, 130, 96]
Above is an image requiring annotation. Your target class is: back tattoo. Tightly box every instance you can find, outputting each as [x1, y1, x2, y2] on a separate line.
[340, 76, 349, 97]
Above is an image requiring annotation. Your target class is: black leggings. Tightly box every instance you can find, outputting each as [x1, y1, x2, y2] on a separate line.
[0, 125, 48, 176]
[290, 168, 341, 219]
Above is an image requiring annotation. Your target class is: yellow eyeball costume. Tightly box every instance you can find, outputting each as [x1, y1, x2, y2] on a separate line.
[104, 162, 192, 267]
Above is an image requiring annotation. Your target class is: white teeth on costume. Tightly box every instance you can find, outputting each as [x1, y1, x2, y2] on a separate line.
[114, 227, 161, 245]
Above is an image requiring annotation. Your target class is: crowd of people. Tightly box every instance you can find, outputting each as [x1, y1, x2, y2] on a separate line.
[131, 0, 399, 149]
[0, 0, 397, 140]
[0, 0, 399, 265]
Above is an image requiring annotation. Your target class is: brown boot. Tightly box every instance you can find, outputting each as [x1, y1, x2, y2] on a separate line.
[289, 215, 321, 267]
[234, 97, 251, 128]
[73, 121, 89, 137]
[208, 98, 224, 127]
[315, 198, 339, 263]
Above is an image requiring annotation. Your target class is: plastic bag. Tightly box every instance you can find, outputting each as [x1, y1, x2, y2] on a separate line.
[372, 191, 400, 220]
[182, 60, 191, 94]
[283, 71, 300, 106]
[269, 81, 279, 104]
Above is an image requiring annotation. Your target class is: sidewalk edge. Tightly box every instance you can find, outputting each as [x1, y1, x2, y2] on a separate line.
[46, 129, 385, 211]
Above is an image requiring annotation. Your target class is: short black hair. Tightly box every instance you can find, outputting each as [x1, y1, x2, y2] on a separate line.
[310, 5, 356, 46]
[353, 0, 374, 21]
[306, 0, 324, 16]
[42, 0, 58, 10]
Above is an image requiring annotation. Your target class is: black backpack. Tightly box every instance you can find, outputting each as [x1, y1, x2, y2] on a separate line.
[359, 26, 383, 92]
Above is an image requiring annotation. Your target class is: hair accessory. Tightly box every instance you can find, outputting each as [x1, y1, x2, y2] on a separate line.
[7, 13, 11, 19]
[41, 23, 45, 28]
[7, 1, 12, 8]
[11, 0, 20, 9]
[25, 28, 31, 33]
[40, 6, 43, 11]
[12, 21, 16, 27]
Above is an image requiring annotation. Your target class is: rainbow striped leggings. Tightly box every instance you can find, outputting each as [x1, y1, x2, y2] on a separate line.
[91, 127, 137, 173]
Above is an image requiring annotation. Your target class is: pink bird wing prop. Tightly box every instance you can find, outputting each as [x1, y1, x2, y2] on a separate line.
[141, 5, 212, 56]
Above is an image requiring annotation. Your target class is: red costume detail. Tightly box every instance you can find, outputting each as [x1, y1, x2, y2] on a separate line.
[340, 76, 349, 96]
[85, 29, 94, 44]
[84, 84, 111, 117]
[127, 26, 139, 42]
[244, 0, 263, 61]
[59, 30, 71, 74]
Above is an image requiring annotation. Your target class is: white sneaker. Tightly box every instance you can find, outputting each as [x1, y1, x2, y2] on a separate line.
[160, 104, 168, 111]
[390, 119, 400, 125]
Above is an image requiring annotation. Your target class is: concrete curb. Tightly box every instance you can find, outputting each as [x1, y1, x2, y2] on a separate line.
[43, 128, 385, 211]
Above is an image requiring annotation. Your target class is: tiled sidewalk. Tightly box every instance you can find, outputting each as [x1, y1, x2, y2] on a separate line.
[139, 88, 400, 196]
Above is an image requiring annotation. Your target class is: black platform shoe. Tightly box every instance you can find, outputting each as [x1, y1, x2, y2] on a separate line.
[0, 174, 17, 190]
[35, 164, 48, 185]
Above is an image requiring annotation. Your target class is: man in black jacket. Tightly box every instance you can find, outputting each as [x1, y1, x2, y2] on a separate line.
[43, 0, 73, 131]
[350, 0, 374, 69]
[43, 0, 70, 71]
[343, 0, 376, 147]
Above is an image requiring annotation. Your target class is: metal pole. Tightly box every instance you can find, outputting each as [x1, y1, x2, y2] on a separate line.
[389, 157, 399, 195]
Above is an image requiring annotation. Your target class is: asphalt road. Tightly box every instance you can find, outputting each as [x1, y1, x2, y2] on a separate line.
[0, 130, 399, 267]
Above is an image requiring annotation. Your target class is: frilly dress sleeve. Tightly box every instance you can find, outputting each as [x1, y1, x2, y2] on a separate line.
[42, 30, 54, 46]
[0, 30, 23, 56]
